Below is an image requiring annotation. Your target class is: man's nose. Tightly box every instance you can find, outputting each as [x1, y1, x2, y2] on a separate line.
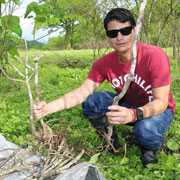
[116, 32, 123, 40]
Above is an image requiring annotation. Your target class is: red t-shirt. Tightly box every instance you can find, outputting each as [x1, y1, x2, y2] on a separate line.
[88, 42, 175, 111]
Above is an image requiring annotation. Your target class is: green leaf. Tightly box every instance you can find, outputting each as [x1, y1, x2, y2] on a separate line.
[134, 175, 145, 179]
[48, 16, 60, 26]
[13, 0, 20, 5]
[89, 153, 101, 164]
[24, 2, 47, 18]
[2, 16, 22, 36]
[0, 0, 5, 4]
[25, 2, 39, 18]
[167, 139, 179, 151]
[120, 157, 129, 165]
[8, 45, 19, 58]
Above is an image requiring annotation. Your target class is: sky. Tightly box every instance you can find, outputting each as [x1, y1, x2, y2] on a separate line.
[13, 0, 59, 43]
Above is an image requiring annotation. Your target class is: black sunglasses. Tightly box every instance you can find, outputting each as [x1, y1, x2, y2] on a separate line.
[106, 26, 133, 38]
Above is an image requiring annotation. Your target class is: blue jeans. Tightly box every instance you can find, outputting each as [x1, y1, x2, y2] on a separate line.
[82, 91, 174, 151]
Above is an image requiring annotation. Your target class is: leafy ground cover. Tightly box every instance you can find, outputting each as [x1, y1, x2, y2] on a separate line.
[0, 49, 180, 179]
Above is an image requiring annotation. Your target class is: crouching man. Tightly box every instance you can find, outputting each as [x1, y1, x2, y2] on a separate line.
[33, 8, 175, 166]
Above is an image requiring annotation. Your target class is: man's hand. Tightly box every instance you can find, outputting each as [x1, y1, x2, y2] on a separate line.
[33, 101, 49, 119]
[106, 105, 136, 125]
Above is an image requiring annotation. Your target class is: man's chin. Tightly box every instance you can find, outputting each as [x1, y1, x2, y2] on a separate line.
[116, 47, 129, 54]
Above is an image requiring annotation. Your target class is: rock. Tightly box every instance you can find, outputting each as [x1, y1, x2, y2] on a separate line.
[54, 162, 105, 180]
[0, 134, 18, 159]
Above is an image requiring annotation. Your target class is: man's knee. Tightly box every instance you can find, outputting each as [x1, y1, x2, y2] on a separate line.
[133, 120, 163, 150]
[82, 91, 114, 119]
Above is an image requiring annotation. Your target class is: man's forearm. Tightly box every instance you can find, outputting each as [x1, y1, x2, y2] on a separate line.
[140, 85, 170, 119]
[46, 81, 95, 115]
[141, 98, 168, 118]
[63, 84, 93, 109]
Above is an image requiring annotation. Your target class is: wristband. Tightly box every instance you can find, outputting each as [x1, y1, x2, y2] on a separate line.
[136, 108, 144, 121]
[129, 108, 137, 122]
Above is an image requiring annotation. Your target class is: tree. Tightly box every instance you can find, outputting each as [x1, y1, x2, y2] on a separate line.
[0, 0, 22, 72]
[171, 0, 180, 59]
[136, 0, 180, 49]
[25, 0, 180, 53]
[25, 0, 101, 49]
[45, 36, 65, 50]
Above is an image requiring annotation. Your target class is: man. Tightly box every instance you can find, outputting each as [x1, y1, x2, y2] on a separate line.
[33, 8, 175, 166]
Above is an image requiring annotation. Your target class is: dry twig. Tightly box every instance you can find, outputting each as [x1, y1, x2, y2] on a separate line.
[0, 40, 85, 179]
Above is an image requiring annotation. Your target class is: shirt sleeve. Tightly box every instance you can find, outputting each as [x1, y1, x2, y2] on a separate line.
[149, 48, 171, 88]
[87, 58, 106, 83]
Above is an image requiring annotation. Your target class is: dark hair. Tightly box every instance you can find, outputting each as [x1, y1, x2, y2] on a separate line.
[104, 8, 136, 31]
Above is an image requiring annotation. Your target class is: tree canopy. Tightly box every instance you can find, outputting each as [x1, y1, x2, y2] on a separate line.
[0, 0, 179, 71]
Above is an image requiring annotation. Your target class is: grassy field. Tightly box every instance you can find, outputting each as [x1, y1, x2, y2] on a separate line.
[0, 48, 180, 179]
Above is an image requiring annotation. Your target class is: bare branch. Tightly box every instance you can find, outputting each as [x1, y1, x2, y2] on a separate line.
[41, 149, 85, 179]
[24, 40, 40, 139]
[9, 62, 25, 78]
[34, 56, 42, 101]
[27, 72, 35, 82]
[0, 66, 25, 83]
[25, 64, 34, 71]
[156, 0, 173, 44]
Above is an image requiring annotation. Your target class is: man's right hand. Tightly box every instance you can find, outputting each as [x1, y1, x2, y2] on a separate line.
[33, 101, 49, 119]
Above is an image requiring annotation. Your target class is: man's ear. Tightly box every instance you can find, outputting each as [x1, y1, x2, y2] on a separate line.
[132, 27, 136, 36]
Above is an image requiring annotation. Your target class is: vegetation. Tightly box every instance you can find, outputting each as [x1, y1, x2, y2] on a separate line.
[0, 0, 22, 70]
[0, 0, 180, 179]
[0, 0, 179, 70]
[0, 49, 180, 179]
[25, 0, 180, 54]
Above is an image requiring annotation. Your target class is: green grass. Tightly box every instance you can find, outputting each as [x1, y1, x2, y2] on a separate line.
[1, 48, 180, 179]
[19, 48, 110, 68]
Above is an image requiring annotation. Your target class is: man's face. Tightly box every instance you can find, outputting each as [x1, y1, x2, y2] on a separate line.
[106, 20, 134, 55]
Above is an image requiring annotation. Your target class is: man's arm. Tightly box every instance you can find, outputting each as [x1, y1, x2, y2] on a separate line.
[34, 79, 99, 119]
[106, 85, 170, 124]
[141, 85, 170, 118]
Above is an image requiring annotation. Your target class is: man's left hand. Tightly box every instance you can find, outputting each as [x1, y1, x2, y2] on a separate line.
[106, 105, 136, 125]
